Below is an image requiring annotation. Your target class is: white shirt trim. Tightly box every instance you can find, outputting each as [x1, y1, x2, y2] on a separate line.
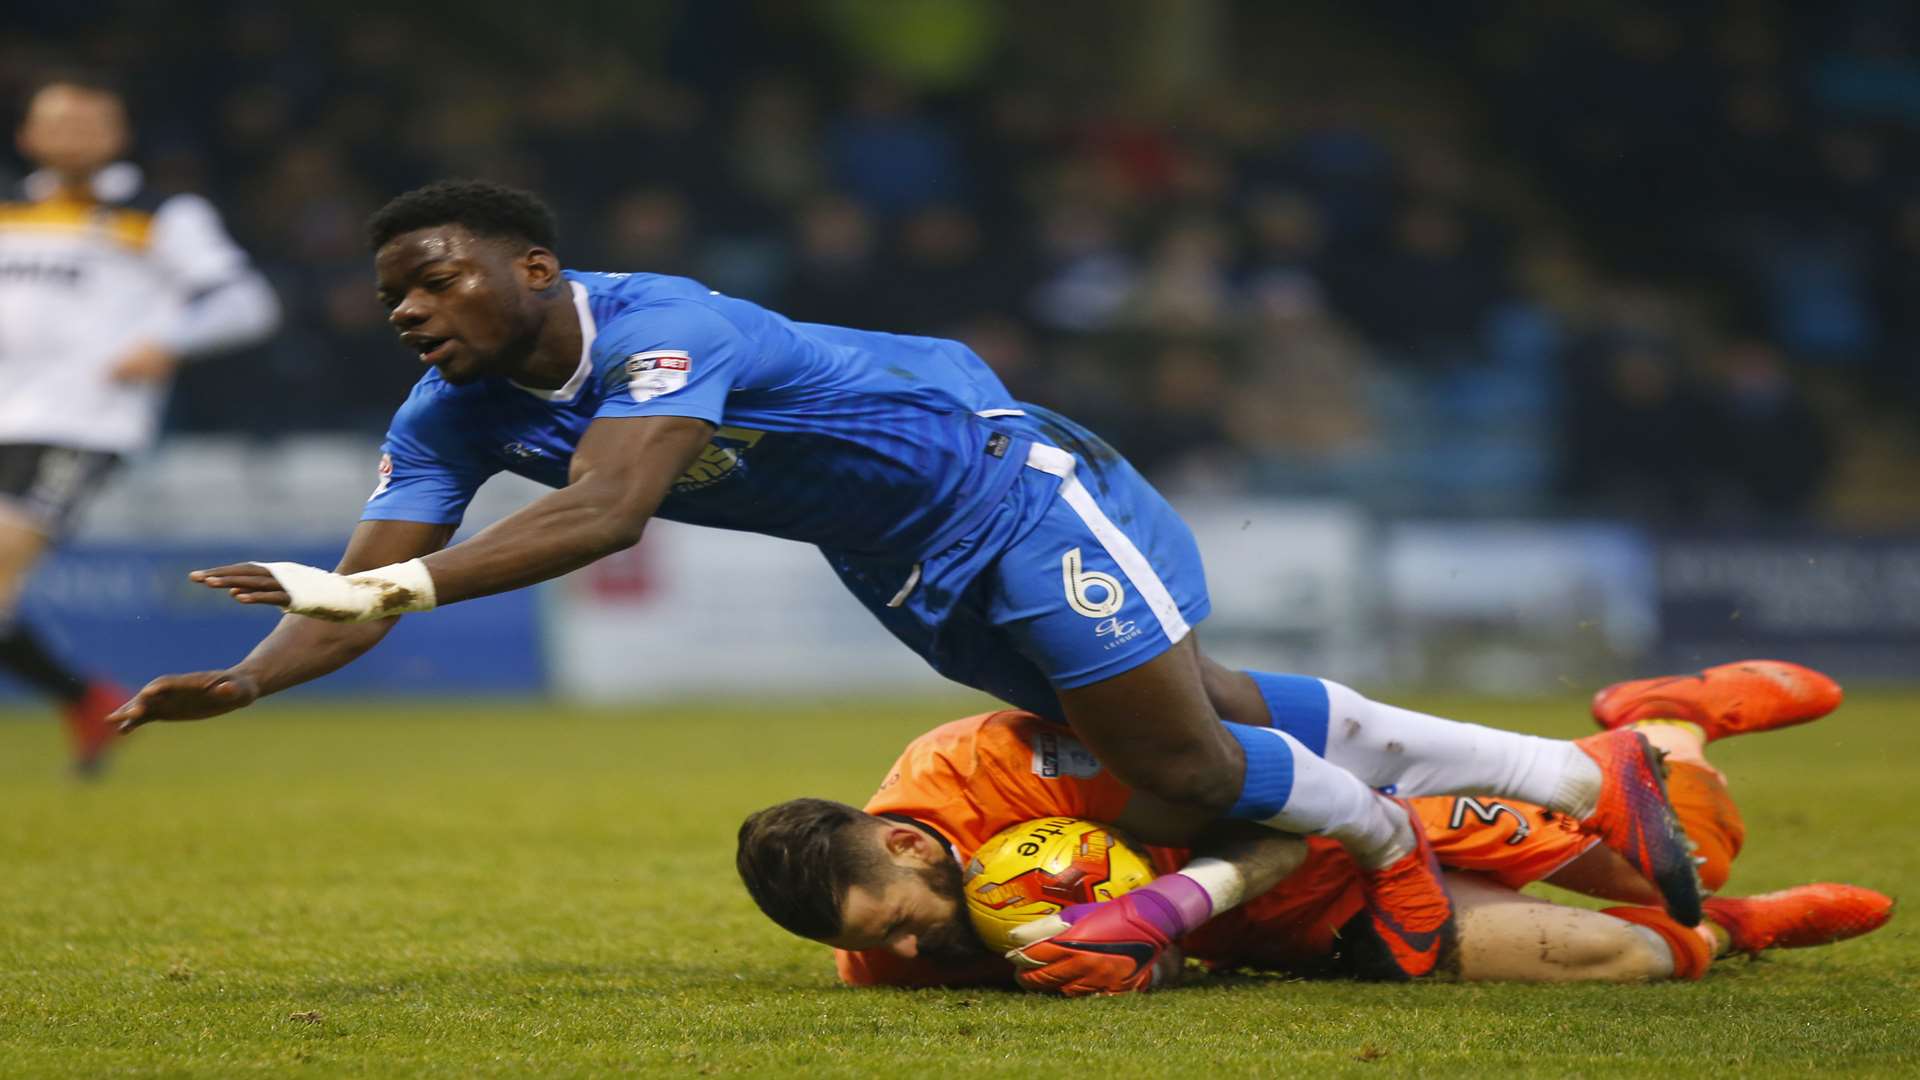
[511, 280, 597, 403]
[885, 563, 923, 608]
[1024, 443, 1191, 645]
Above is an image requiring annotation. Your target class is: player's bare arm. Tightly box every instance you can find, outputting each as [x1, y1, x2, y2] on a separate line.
[109, 518, 453, 730]
[1153, 821, 1308, 896]
[399, 413, 710, 602]
[192, 414, 711, 614]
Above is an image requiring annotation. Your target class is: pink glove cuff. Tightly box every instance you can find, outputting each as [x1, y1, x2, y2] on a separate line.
[1133, 872, 1215, 937]
[1060, 873, 1213, 940]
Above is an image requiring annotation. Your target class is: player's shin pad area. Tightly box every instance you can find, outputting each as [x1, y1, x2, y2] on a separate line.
[1, 695, 1914, 1078]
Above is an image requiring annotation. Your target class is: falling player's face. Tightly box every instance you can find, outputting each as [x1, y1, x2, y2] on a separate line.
[826, 825, 984, 963]
[16, 84, 128, 177]
[375, 225, 555, 385]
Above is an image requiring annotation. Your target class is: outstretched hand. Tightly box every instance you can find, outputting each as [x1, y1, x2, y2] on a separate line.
[191, 563, 291, 608]
[109, 670, 262, 732]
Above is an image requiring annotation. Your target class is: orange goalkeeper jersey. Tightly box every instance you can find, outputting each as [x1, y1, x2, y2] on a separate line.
[835, 709, 1608, 987]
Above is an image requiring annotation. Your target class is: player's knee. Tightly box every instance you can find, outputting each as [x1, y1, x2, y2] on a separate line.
[1196, 659, 1266, 728]
[1558, 920, 1670, 982]
[1110, 741, 1239, 819]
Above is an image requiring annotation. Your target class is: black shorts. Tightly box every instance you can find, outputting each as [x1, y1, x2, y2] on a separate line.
[0, 443, 120, 538]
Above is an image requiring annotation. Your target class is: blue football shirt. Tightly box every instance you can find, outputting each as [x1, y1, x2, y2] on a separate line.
[363, 271, 1033, 559]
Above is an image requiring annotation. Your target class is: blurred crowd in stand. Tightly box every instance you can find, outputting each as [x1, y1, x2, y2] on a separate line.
[6, 0, 1919, 523]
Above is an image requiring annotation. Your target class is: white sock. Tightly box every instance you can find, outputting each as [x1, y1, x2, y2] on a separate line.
[1318, 679, 1602, 817]
[1250, 728, 1411, 868]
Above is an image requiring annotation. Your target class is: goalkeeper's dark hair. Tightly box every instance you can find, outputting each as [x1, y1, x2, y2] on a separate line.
[736, 798, 891, 941]
[367, 179, 558, 253]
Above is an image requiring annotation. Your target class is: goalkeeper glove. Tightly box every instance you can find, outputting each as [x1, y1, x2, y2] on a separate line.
[1004, 867, 1226, 996]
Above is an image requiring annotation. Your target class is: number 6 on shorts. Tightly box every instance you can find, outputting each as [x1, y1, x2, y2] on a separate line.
[1061, 547, 1125, 619]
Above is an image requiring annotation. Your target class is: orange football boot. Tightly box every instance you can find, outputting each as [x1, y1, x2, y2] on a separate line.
[62, 680, 126, 777]
[1354, 800, 1457, 979]
[1575, 729, 1703, 926]
[1591, 660, 1842, 742]
[1704, 884, 1894, 956]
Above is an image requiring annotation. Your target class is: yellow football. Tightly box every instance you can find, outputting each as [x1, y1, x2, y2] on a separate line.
[962, 817, 1156, 953]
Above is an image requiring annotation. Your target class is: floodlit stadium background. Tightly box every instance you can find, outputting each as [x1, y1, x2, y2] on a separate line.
[7, 0, 1920, 701]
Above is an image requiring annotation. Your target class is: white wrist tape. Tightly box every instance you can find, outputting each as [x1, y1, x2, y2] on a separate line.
[257, 558, 438, 623]
[1175, 857, 1248, 913]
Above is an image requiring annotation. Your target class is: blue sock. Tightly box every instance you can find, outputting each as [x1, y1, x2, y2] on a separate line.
[1244, 671, 1329, 757]
[1224, 721, 1295, 819]
[1223, 719, 1405, 857]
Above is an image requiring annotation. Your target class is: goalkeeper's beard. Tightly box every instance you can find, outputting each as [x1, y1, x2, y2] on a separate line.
[912, 857, 989, 963]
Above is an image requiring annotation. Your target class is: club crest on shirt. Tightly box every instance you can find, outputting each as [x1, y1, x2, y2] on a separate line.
[674, 426, 765, 491]
[615, 349, 692, 403]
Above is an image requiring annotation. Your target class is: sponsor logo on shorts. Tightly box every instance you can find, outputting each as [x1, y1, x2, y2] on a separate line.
[1095, 615, 1143, 649]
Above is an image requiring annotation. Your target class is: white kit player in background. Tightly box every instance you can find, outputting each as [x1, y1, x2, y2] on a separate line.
[0, 72, 279, 773]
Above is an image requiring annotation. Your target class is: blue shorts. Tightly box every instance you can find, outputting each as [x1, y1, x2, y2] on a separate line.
[825, 409, 1211, 722]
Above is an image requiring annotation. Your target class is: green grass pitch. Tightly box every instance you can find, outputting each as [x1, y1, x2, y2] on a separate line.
[1, 689, 1915, 1077]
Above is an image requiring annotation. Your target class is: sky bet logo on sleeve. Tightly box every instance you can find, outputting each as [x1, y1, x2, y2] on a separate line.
[621, 350, 691, 403]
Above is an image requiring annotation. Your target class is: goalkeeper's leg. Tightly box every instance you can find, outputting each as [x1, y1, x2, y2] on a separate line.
[1449, 873, 1688, 982]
